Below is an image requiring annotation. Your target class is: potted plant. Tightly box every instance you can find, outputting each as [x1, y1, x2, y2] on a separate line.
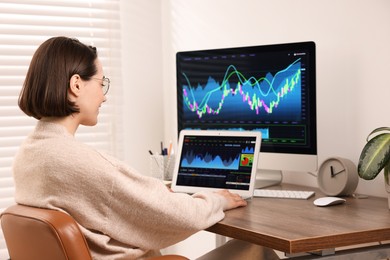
[358, 127, 390, 208]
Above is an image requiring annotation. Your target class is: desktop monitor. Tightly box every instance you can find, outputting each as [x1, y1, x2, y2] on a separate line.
[176, 41, 317, 188]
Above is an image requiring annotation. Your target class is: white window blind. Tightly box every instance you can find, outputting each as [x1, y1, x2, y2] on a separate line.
[0, 0, 122, 258]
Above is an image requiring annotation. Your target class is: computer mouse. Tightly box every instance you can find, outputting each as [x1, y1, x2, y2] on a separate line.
[313, 197, 346, 207]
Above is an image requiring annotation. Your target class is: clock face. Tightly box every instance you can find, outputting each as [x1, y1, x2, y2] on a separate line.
[318, 157, 357, 196]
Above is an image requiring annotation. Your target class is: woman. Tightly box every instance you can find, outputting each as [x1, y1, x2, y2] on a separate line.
[13, 36, 247, 259]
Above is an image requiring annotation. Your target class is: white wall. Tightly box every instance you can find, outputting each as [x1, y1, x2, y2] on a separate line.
[120, 0, 165, 173]
[120, 0, 390, 258]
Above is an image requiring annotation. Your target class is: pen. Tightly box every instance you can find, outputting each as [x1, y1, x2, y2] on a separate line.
[168, 141, 173, 158]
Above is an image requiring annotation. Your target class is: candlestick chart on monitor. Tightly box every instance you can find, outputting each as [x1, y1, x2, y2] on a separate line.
[181, 58, 302, 124]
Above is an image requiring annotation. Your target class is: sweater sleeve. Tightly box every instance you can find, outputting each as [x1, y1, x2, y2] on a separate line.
[97, 155, 228, 250]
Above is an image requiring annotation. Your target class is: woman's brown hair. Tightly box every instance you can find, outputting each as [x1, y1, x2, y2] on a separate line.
[18, 36, 98, 119]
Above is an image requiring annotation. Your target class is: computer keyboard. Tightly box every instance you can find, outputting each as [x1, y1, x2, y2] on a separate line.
[253, 189, 315, 200]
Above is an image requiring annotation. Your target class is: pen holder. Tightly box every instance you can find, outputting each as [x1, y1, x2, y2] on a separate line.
[149, 155, 175, 180]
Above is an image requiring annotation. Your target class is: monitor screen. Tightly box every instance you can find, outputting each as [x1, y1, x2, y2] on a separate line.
[176, 41, 317, 187]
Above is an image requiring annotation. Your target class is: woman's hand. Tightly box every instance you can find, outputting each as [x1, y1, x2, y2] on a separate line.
[215, 189, 247, 211]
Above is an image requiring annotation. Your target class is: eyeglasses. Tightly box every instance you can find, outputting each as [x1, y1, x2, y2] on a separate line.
[91, 76, 110, 95]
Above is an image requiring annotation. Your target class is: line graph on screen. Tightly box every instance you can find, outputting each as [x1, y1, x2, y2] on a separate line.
[181, 58, 302, 121]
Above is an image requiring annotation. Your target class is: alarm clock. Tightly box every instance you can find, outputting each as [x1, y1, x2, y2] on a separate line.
[317, 157, 359, 196]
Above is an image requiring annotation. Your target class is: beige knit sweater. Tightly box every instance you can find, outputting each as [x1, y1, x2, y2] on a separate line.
[13, 121, 228, 259]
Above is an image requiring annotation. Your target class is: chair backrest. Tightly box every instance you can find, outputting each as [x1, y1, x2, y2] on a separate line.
[1, 204, 92, 260]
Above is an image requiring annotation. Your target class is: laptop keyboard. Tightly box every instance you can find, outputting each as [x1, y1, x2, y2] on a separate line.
[253, 189, 315, 200]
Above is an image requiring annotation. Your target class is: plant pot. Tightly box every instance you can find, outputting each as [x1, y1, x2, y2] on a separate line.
[386, 185, 390, 209]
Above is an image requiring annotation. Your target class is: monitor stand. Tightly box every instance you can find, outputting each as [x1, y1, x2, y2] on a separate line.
[255, 169, 283, 189]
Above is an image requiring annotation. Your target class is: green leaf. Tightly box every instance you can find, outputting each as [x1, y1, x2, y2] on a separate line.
[358, 133, 390, 180]
[366, 127, 390, 142]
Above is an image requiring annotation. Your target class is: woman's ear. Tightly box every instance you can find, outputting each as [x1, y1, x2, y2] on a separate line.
[69, 74, 82, 97]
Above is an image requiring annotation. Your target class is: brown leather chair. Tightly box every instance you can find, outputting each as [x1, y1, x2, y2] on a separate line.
[1, 204, 188, 260]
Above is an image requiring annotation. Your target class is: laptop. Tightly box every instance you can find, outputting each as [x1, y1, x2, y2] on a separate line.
[171, 130, 262, 199]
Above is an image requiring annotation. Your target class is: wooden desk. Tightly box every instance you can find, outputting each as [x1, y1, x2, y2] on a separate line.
[206, 184, 390, 256]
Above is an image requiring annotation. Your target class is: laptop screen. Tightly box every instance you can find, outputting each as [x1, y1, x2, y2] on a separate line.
[175, 134, 258, 191]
